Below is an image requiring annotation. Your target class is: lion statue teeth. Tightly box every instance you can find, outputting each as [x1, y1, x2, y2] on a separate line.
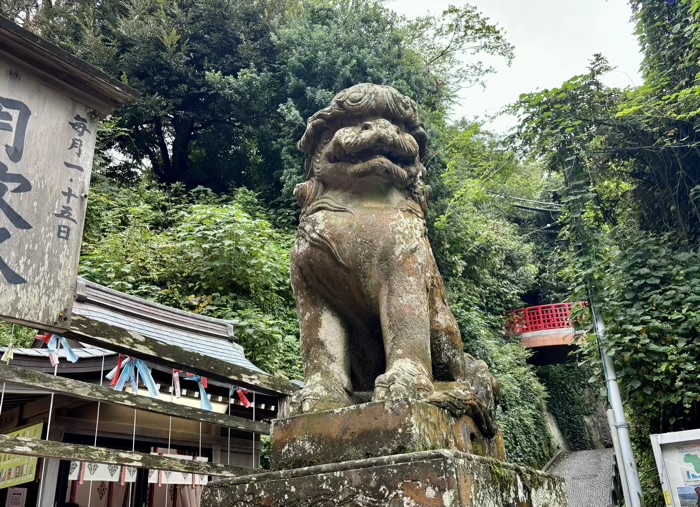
[290, 83, 500, 437]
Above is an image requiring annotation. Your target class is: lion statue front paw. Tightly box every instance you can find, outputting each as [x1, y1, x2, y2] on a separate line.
[290, 374, 353, 415]
[373, 359, 434, 402]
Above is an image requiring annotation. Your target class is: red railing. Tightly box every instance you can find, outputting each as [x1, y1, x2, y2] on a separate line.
[505, 302, 586, 335]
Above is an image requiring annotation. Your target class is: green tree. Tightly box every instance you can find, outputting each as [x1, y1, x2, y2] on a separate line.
[511, 41, 700, 501]
[80, 176, 302, 378]
[31, 0, 513, 203]
[271, 0, 514, 204]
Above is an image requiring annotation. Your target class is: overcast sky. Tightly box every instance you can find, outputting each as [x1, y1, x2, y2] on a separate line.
[388, 0, 643, 131]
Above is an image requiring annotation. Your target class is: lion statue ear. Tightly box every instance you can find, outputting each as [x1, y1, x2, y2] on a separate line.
[294, 178, 323, 210]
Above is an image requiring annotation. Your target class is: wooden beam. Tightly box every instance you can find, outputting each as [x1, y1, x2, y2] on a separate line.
[0, 435, 260, 478]
[65, 314, 299, 396]
[0, 364, 270, 435]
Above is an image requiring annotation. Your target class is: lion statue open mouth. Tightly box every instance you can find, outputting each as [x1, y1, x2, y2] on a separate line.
[290, 83, 500, 438]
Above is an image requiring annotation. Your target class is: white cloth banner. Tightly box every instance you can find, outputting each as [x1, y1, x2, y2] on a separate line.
[148, 452, 208, 486]
[68, 462, 137, 483]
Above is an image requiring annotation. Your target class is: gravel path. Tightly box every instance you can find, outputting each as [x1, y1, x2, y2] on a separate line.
[547, 448, 616, 507]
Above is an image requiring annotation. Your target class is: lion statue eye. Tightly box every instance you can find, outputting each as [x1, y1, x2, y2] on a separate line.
[346, 91, 365, 105]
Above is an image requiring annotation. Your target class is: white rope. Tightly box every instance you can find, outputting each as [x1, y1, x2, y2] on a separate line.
[36, 361, 58, 507]
[227, 386, 231, 466]
[127, 408, 137, 507]
[86, 355, 105, 507]
[252, 392, 256, 468]
[165, 369, 174, 507]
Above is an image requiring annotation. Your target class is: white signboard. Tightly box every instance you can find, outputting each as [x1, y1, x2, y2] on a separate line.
[4, 487, 26, 507]
[0, 60, 97, 331]
[651, 429, 700, 506]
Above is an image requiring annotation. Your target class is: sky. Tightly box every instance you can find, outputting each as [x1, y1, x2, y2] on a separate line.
[388, 0, 643, 131]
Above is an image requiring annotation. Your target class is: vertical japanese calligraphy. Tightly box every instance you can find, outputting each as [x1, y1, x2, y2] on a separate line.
[0, 98, 32, 285]
[54, 115, 89, 241]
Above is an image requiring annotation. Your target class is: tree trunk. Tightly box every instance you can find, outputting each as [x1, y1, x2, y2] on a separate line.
[154, 117, 171, 182]
[170, 116, 195, 185]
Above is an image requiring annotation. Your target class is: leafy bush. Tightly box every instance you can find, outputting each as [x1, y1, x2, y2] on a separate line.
[80, 178, 302, 379]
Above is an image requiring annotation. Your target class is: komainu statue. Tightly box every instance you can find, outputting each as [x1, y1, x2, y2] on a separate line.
[290, 84, 500, 437]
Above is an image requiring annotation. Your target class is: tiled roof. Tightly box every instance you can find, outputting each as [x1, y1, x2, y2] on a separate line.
[4, 345, 112, 359]
[68, 278, 266, 374]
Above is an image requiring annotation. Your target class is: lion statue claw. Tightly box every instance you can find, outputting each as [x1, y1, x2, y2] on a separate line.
[290, 84, 499, 437]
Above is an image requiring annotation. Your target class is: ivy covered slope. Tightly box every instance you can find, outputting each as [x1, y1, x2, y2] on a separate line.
[7, 0, 555, 468]
[510, 1, 700, 501]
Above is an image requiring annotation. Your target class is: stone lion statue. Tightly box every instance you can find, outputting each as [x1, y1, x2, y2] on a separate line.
[290, 84, 500, 437]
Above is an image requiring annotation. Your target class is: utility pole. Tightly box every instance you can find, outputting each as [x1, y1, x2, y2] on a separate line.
[588, 296, 643, 507]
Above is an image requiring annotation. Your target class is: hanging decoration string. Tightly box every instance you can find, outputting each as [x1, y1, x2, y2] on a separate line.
[252, 392, 256, 468]
[36, 358, 59, 506]
[34, 333, 78, 366]
[127, 408, 137, 507]
[86, 354, 106, 507]
[106, 355, 159, 397]
[227, 385, 232, 466]
[231, 385, 252, 408]
[164, 368, 175, 507]
[181, 373, 211, 411]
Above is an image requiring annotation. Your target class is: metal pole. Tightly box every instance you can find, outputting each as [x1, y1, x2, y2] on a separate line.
[607, 408, 630, 507]
[590, 302, 643, 507]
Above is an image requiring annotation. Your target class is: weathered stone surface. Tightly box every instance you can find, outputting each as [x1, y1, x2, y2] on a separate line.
[271, 399, 505, 470]
[203, 450, 568, 507]
[289, 83, 500, 438]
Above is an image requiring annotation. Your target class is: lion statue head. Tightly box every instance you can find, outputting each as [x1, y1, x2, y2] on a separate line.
[294, 84, 430, 213]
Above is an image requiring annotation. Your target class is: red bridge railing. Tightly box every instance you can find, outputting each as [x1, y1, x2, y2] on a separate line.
[505, 302, 586, 335]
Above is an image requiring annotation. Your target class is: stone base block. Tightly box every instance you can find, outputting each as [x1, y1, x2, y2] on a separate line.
[271, 400, 505, 470]
[203, 450, 568, 507]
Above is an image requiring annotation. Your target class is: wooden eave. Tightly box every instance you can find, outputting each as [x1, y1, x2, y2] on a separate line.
[0, 16, 139, 114]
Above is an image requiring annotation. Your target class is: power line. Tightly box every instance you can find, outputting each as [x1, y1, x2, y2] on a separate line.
[487, 191, 563, 209]
[512, 203, 562, 213]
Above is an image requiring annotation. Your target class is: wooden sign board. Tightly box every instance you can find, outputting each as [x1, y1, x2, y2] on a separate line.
[0, 61, 97, 330]
[0, 17, 136, 331]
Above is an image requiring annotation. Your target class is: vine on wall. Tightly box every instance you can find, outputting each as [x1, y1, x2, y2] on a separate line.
[538, 363, 595, 451]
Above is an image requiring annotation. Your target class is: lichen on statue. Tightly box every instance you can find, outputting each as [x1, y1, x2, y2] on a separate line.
[290, 83, 500, 438]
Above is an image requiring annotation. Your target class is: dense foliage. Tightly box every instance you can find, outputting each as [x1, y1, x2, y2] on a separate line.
[509, 2, 700, 500]
[3, 0, 572, 471]
[79, 177, 302, 378]
[13, 0, 513, 203]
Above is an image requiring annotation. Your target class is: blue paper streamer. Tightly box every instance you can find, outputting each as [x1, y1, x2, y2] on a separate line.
[133, 359, 160, 398]
[184, 375, 212, 411]
[110, 357, 159, 398]
[58, 336, 78, 363]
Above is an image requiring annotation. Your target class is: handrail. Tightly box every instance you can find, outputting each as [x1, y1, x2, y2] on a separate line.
[505, 302, 586, 335]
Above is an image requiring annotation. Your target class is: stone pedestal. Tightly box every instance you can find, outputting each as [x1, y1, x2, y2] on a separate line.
[203, 450, 568, 507]
[271, 400, 505, 470]
[203, 401, 567, 507]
